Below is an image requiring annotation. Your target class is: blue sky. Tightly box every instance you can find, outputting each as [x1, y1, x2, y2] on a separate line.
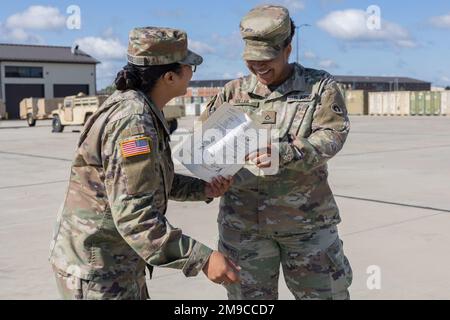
[1, 0, 449, 90]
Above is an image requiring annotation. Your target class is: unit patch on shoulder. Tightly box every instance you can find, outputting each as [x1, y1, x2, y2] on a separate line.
[120, 137, 152, 158]
[332, 104, 344, 115]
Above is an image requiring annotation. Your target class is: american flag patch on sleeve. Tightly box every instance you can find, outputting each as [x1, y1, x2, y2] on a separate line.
[120, 137, 152, 158]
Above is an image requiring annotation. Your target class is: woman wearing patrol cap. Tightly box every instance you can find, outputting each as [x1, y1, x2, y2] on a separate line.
[49, 27, 239, 300]
[201, 5, 353, 300]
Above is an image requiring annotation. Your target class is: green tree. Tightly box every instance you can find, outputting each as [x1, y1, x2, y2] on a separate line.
[98, 85, 116, 95]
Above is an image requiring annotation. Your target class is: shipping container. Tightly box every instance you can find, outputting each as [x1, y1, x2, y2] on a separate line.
[441, 91, 450, 116]
[383, 92, 396, 115]
[410, 91, 441, 116]
[368, 91, 411, 116]
[369, 92, 383, 115]
[344, 90, 368, 115]
[200, 104, 207, 115]
[394, 91, 411, 116]
[185, 104, 203, 116]
[185, 104, 197, 116]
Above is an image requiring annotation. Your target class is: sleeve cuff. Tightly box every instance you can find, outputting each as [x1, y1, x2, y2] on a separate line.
[181, 242, 213, 277]
[186, 179, 211, 202]
[279, 142, 303, 166]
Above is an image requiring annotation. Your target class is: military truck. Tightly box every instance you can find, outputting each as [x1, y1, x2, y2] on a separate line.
[51, 93, 185, 134]
[51, 93, 108, 133]
[20, 97, 63, 126]
[164, 104, 185, 133]
[0, 100, 6, 120]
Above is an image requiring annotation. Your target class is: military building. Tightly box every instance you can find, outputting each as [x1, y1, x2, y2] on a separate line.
[0, 43, 98, 119]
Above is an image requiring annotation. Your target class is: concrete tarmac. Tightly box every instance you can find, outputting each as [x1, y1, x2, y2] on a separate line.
[0, 115, 449, 300]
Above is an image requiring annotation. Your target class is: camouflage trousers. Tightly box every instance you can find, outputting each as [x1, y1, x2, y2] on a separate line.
[218, 225, 352, 300]
[52, 266, 149, 300]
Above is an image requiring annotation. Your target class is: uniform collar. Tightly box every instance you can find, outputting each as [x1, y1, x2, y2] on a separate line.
[245, 63, 307, 101]
[138, 90, 171, 137]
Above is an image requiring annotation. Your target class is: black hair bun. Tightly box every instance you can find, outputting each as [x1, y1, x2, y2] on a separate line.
[114, 66, 142, 91]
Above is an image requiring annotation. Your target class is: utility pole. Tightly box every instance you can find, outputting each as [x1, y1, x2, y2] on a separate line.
[295, 24, 311, 64]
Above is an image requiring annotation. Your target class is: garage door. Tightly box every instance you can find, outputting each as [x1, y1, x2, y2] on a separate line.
[54, 84, 89, 98]
[5, 84, 45, 119]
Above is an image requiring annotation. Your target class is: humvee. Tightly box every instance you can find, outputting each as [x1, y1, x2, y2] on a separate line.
[164, 104, 185, 133]
[51, 93, 108, 133]
[52, 93, 185, 134]
[20, 97, 63, 126]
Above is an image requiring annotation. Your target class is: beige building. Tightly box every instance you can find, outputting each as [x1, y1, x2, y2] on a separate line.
[0, 43, 98, 119]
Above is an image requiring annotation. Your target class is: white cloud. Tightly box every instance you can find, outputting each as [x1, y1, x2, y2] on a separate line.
[189, 40, 216, 55]
[0, 22, 43, 44]
[319, 59, 338, 69]
[280, 0, 306, 12]
[74, 37, 127, 61]
[395, 40, 417, 48]
[221, 71, 245, 79]
[211, 32, 244, 60]
[303, 50, 317, 60]
[102, 27, 116, 39]
[6, 6, 66, 31]
[430, 13, 450, 28]
[441, 76, 450, 83]
[97, 60, 124, 89]
[0, 5, 65, 44]
[317, 9, 417, 48]
[258, 0, 305, 12]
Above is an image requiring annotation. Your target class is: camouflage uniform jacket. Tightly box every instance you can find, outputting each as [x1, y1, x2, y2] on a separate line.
[50, 89, 212, 281]
[202, 63, 350, 235]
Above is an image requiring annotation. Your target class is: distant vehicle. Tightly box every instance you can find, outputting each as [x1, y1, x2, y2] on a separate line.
[51, 93, 108, 133]
[164, 104, 185, 133]
[20, 97, 63, 126]
[51, 92, 185, 134]
[0, 100, 6, 120]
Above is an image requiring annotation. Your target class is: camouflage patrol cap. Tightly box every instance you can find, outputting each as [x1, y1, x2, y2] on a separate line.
[127, 27, 203, 66]
[240, 5, 292, 61]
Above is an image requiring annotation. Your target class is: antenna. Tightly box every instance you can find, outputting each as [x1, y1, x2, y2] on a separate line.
[71, 44, 79, 55]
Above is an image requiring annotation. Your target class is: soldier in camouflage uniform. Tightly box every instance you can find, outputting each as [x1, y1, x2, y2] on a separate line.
[200, 5, 353, 300]
[49, 27, 239, 300]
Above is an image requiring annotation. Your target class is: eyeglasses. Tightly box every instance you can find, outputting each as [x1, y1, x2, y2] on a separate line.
[182, 64, 196, 73]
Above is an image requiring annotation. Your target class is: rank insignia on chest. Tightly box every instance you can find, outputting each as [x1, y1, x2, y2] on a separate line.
[262, 111, 277, 124]
[120, 137, 152, 158]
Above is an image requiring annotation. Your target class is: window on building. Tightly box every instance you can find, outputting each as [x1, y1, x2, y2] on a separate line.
[194, 97, 202, 103]
[5, 66, 43, 78]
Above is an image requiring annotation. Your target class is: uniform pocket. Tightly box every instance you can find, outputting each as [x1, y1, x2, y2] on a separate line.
[325, 238, 353, 299]
[218, 224, 241, 263]
[232, 102, 260, 114]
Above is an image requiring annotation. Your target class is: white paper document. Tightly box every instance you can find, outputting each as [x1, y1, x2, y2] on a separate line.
[172, 103, 274, 182]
